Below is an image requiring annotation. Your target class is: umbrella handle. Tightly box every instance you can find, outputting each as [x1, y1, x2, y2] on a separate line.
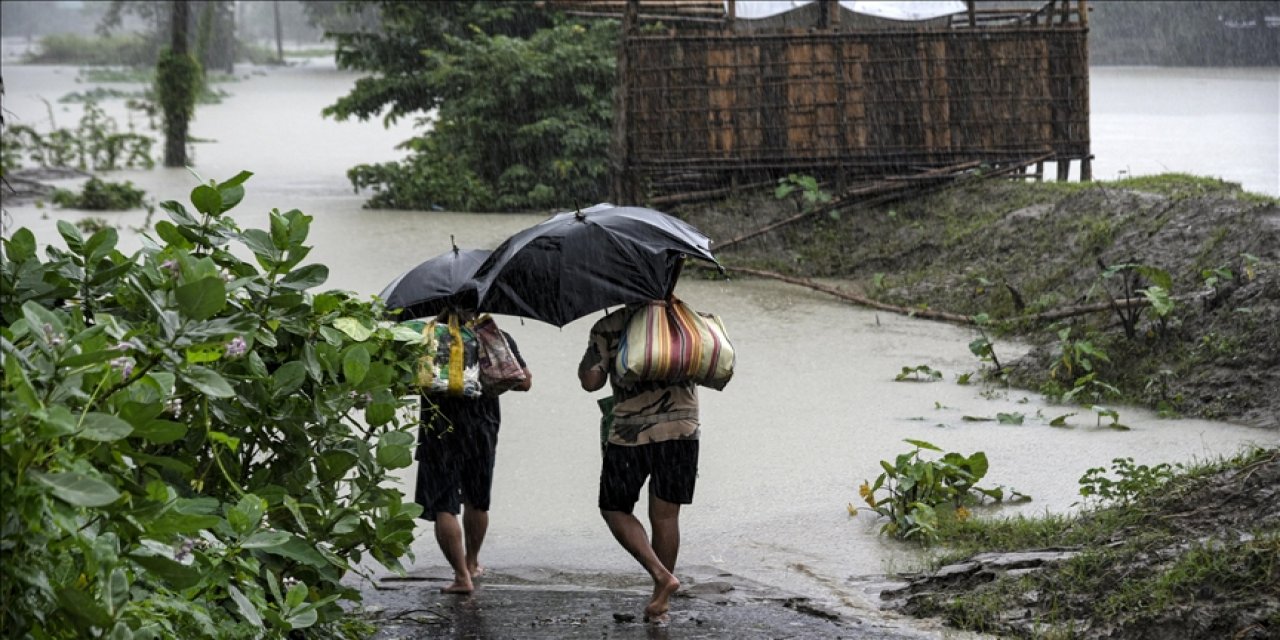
[664, 256, 685, 301]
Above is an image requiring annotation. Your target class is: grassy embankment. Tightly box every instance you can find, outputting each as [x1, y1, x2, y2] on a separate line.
[913, 446, 1279, 638]
[684, 173, 1280, 428]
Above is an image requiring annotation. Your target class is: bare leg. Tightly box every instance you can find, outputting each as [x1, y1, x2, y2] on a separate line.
[462, 502, 489, 578]
[648, 495, 681, 574]
[434, 512, 473, 594]
[602, 509, 680, 621]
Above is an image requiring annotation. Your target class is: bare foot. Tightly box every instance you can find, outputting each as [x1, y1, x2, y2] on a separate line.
[643, 573, 679, 621]
[467, 564, 485, 579]
[440, 578, 474, 594]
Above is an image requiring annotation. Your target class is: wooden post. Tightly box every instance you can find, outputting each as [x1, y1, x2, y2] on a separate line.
[967, 0, 976, 28]
[1057, 159, 1070, 181]
[1079, 0, 1091, 181]
[609, 0, 640, 204]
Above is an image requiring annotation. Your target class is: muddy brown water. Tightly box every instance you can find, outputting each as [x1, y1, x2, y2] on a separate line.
[2, 57, 1275, 624]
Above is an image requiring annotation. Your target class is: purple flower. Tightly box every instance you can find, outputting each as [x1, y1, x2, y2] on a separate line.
[225, 336, 247, 358]
[112, 341, 132, 352]
[160, 259, 179, 276]
[42, 323, 65, 347]
[111, 357, 134, 378]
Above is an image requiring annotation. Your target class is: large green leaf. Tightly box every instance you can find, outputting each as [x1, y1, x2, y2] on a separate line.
[5, 227, 37, 262]
[228, 494, 267, 536]
[278, 264, 328, 291]
[333, 317, 374, 342]
[271, 361, 307, 399]
[129, 552, 203, 590]
[132, 419, 187, 444]
[263, 536, 330, 569]
[242, 530, 292, 549]
[376, 444, 412, 469]
[145, 511, 222, 536]
[218, 170, 254, 189]
[342, 345, 371, 385]
[32, 471, 120, 507]
[182, 366, 236, 398]
[228, 585, 263, 627]
[239, 228, 281, 265]
[78, 412, 134, 442]
[190, 185, 223, 216]
[175, 277, 227, 321]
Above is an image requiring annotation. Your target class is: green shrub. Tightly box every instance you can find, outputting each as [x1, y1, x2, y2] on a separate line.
[52, 177, 149, 211]
[1, 171, 426, 638]
[24, 33, 155, 66]
[333, 19, 616, 212]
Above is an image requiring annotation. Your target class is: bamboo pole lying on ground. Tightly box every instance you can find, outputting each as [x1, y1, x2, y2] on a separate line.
[709, 264, 1161, 326]
[712, 160, 981, 252]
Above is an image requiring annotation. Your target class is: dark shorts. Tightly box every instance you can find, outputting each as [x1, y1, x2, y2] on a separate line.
[415, 425, 498, 521]
[598, 439, 699, 514]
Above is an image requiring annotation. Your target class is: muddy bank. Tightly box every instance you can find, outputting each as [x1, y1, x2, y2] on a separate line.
[879, 448, 1279, 639]
[680, 174, 1280, 429]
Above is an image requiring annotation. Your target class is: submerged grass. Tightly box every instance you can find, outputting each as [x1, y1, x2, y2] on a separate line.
[910, 447, 1280, 638]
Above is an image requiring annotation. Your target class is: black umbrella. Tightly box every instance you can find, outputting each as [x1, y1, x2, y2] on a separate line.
[379, 243, 491, 320]
[473, 203, 721, 327]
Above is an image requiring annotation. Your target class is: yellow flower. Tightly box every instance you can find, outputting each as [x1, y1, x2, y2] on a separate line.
[859, 481, 876, 508]
[846, 503, 858, 516]
[955, 505, 971, 522]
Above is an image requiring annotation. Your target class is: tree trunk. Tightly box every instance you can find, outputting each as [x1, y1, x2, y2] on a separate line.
[274, 0, 284, 63]
[164, 0, 190, 168]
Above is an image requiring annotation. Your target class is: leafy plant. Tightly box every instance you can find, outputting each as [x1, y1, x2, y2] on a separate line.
[895, 364, 943, 382]
[1048, 326, 1122, 405]
[852, 439, 1027, 543]
[1240, 253, 1259, 281]
[996, 412, 1024, 425]
[1, 171, 426, 638]
[1, 101, 154, 173]
[1089, 405, 1129, 430]
[967, 313, 1004, 377]
[775, 174, 833, 215]
[1200, 266, 1233, 291]
[1094, 262, 1171, 340]
[52, 178, 150, 211]
[1078, 457, 1177, 506]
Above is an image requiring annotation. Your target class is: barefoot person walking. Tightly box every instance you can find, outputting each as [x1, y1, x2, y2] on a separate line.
[578, 300, 700, 621]
[415, 311, 532, 594]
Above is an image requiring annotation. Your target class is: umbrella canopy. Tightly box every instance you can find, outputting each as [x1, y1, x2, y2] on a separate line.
[473, 204, 721, 327]
[379, 246, 491, 320]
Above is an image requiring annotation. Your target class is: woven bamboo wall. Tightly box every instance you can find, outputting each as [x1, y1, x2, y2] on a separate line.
[622, 28, 1089, 181]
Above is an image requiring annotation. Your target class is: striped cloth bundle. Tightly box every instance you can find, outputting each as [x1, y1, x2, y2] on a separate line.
[614, 298, 735, 390]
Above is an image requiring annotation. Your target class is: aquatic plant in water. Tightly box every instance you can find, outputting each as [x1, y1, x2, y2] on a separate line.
[852, 439, 1028, 543]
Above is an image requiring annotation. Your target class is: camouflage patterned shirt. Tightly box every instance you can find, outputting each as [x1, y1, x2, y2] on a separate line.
[581, 306, 700, 446]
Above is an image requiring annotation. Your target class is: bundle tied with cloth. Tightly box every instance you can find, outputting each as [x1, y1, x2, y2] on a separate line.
[615, 296, 735, 391]
[406, 311, 526, 399]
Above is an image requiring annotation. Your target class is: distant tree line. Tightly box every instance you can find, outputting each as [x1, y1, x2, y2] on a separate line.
[1090, 0, 1280, 66]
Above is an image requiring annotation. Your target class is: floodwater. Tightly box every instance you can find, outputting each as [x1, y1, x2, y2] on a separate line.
[2, 54, 1275, 622]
